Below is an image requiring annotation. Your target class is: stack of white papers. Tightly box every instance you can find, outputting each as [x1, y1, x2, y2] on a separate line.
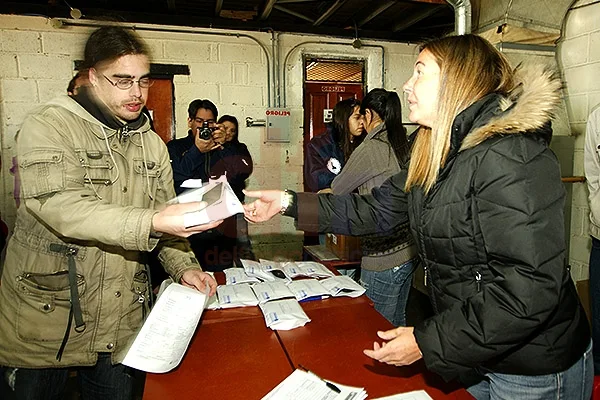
[282, 261, 335, 279]
[320, 275, 366, 298]
[169, 176, 244, 228]
[224, 267, 261, 285]
[122, 283, 208, 373]
[372, 391, 433, 400]
[259, 299, 311, 330]
[287, 279, 331, 301]
[215, 284, 259, 309]
[252, 281, 296, 304]
[262, 369, 366, 400]
[242, 259, 290, 283]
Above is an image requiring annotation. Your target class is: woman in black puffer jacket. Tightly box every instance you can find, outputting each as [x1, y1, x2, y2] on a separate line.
[243, 34, 592, 399]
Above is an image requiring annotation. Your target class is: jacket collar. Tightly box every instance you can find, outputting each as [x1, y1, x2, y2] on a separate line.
[456, 64, 561, 153]
[46, 90, 151, 140]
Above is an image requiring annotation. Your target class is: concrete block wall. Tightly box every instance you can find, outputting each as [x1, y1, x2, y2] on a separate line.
[557, 0, 600, 282]
[0, 14, 419, 262]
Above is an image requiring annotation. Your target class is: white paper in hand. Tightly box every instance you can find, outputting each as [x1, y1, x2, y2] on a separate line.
[122, 283, 207, 373]
[168, 176, 244, 228]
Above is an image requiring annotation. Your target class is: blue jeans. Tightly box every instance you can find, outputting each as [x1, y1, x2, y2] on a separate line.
[360, 259, 416, 326]
[589, 236, 600, 373]
[467, 341, 593, 400]
[0, 353, 138, 400]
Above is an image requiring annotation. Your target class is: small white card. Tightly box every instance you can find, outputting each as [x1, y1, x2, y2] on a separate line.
[216, 284, 259, 308]
[251, 281, 295, 304]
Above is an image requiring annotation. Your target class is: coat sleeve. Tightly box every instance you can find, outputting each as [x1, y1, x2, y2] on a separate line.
[151, 142, 204, 282]
[585, 108, 600, 234]
[304, 141, 337, 192]
[17, 110, 157, 252]
[331, 139, 391, 195]
[297, 170, 409, 235]
[413, 141, 568, 381]
[167, 139, 208, 194]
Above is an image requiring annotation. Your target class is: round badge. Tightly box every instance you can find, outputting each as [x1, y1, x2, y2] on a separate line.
[327, 158, 341, 174]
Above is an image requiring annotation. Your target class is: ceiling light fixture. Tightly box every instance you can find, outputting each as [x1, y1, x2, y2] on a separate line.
[64, 0, 82, 19]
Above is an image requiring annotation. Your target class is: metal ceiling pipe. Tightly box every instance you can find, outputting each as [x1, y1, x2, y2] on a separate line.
[445, 0, 472, 35]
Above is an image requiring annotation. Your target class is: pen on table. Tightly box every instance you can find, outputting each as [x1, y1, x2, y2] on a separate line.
[298, 364, 342, 394]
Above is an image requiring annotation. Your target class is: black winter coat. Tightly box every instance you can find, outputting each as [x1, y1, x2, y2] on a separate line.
[295, 66, 590, 381]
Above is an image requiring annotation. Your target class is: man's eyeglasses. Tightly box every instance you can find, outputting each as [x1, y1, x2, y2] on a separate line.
[103, 75, 154, 90]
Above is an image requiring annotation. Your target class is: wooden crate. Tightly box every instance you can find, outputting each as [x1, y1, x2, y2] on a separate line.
[325, 233, 362, 261]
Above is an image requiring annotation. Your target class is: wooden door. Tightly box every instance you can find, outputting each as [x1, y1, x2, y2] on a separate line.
[303, 82, 364, 189]
[302, 82, 363, 245]
[146, 77, 175, 144]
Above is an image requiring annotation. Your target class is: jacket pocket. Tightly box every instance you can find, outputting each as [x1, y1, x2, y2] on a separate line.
[19, 149, 65, 198]
[133, 158, 161, 194]
[15, 270, 88, 342]
[125, 269, 149, 330]
[75, 149, 116, 187]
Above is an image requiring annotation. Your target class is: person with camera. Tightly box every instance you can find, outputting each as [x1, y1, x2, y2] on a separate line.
[0, 26, 218, 400]
[168, 101, 252, 271]
[167, 99, 226, 194]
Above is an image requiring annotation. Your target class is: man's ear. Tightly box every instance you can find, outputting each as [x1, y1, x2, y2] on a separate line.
[187, 118, 193, 129]
[88, 68, 98, 87]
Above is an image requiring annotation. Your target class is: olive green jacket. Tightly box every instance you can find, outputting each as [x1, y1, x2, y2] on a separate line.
[0, 95, 200, 368]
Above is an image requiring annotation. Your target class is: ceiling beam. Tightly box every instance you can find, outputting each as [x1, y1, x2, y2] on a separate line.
[313, 0, 349, 26]
[357, 1, 396, 27]
[403, 0, 447, 4]
[273, 4, 315, 23]
[167, 0, 176, 12]
[214, 0, 223, 16]
[259, 0, 278, 20]
[278, 0, 321, 3]
[392, 5, 444, 32]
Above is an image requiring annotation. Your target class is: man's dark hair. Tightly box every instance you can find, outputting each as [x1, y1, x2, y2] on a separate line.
[82, 26, 149, 69]
[188, 99, 218, 121]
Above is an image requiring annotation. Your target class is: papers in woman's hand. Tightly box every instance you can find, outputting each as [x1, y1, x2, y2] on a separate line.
[262, 369, 366, 400]
[168, 176, 244, 227]
[259, 299, 311, 330]
[122, 283, 208, 373]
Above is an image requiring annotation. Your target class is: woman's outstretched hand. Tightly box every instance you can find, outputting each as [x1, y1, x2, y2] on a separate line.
[243, 189, 285, 223]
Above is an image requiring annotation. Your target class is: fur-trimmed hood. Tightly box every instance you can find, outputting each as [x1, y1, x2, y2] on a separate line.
[459, 64, 562, 151]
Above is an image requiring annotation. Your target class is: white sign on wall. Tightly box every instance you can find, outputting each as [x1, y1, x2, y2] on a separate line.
[265, 108, 291, 142]
[323, 109, 333, 123]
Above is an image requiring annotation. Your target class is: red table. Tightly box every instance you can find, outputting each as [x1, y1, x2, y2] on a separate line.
[143, 272, 472, 400]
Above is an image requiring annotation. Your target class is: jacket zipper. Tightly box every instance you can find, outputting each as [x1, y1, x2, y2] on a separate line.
[474, 270, 482, 292]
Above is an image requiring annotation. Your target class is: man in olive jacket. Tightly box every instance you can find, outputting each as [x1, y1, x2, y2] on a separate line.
[0, 27, 218, 400]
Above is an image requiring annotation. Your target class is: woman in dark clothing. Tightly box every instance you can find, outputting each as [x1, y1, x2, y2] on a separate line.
[243, 35, 592, 399]
[304, 98, 365, 192]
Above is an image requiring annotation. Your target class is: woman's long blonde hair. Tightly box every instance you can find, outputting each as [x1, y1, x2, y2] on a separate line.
[405, 34, 515, 194]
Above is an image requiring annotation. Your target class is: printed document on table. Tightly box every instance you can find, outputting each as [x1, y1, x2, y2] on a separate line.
[372, 390, 433, 400]
[122, 283, 207, 373]
[262, 369, 366, 400]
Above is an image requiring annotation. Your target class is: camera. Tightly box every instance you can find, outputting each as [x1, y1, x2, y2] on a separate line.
[198, 121, 216, 140]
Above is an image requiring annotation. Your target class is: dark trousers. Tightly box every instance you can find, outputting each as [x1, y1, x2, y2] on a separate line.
[589, 236, 600, 374]
[1, 353, 139, 400]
